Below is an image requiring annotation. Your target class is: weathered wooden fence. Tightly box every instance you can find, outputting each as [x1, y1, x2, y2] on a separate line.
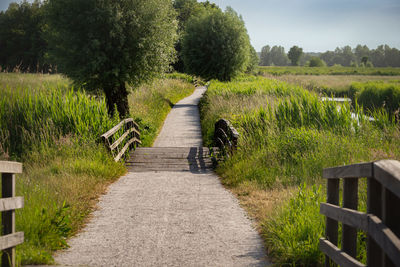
[320, 160, 400, 267]
[101, 118, 141, 162]
[0, 161, 24, 267]
[214, 119, 239, 156]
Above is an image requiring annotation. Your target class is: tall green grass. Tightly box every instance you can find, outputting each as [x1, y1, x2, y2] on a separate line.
[350, 81, 400, 117]
[0, 72, 195, 265]
[199, 75, 400, 265]
[258, 66, 400, 76]
[0, 86, 118, 158]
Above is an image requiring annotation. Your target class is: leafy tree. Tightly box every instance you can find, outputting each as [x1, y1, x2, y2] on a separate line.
[308, 57, 325, 67]
[172, 0, 219, 72]
[270, 46, 290, 66]
[0, 0, 48, 72]
[46, 0, 177, 117]
[320, 51, 335, 66]
[246, 45, 259, 73]
[182, 7, 251, 81]
[288, 46, 303, 66]
[361, 56, 369, 65]
[260, 45, 271, 66]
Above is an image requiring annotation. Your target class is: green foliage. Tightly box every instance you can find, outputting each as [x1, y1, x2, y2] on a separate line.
[320, 44, 400, 67]
[245, 45, 259, 73]
[0, 73, 194, 264]
[172, 0, 219, 72]
[263, 184, 325, 266]
[46, 0, 178, 116]
[258, 66, 400, 76]
[308, 56, 326, 67]
[259, 45, 289, 66]
[0, 0, 49, 72]
[0, 83, 118, 158]
[182, 7, 252, 81]
[199, 74, 400, 264]
[351, 81, 400, 117]
[288, 45, 303, 66]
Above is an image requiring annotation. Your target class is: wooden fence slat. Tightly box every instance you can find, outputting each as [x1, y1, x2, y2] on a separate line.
[109, 128, 135, 151]
[114, 137, 140, 162]
[367, 215, 400, 266]
[0, 162, 22, 174]
[323, 162, 372, 179]
[101, 118, 134, 139]
[368, 177, 384, 266]
[319, 238, 366, 267]
[383, 187, 400, 267]
[0, 232, 24, 251]
[0, 197, 24, 212]
[325, 178, 340, 267]
[2, 172, 15, 267]
[374, 160, 400, 199]
[342, 178, 359, 258]
[320, 203, 368, 232]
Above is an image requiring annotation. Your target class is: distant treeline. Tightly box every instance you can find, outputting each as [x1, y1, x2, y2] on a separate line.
[259, 44, 400, 67]
[0, 1, 50, 72]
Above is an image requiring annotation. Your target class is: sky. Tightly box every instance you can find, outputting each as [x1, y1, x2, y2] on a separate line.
[1, 0, 400, 52]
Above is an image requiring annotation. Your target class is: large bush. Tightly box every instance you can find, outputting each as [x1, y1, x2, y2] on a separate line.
[182, 7, 252, 81]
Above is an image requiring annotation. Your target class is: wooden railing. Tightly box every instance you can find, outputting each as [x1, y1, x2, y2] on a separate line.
[320, 160, 400, 267]
[101, 118, 141, 162]
[214, 119, 239, 155]
[0, 161, 24, 267]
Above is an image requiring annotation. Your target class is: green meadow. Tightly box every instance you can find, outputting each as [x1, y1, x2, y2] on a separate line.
[199, 73, 400, 265]
[0, 73, 194, 265]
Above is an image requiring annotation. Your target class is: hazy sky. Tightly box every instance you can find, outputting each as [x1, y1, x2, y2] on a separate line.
[201, 0, 400, 52]
[2, 0, 400, 52]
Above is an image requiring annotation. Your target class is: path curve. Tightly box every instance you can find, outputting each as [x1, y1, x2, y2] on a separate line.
[55, 86, 269, 266]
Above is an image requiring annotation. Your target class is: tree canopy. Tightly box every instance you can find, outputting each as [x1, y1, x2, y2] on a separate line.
[182, 7, 253, 81]
[259, 45, 289, 66]
[46, 0, 177, 117]
[0, 0, 48, 72]
[288, 46, 303, 66]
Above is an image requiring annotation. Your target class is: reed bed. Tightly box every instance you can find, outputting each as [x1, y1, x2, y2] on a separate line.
[199, 74, 400, 265]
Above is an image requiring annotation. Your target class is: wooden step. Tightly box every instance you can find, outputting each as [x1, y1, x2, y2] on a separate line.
[126, 147, 216, 172]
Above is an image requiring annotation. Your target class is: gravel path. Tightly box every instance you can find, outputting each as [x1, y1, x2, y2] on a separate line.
[55, 87, 269, 266]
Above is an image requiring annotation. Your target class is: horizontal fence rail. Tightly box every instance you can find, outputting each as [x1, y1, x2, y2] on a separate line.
[214, 119, 239, 156]
[101, 118, 141, 162]
[0, 161, 24, 267]
[320, 160, 400, 267]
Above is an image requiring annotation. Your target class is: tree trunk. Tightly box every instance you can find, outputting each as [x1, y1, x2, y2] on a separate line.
[104, 83, 130, 118]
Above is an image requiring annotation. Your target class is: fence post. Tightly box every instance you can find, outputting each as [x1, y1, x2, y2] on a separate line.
[367, 177, 383, 266]
[325, 178, 339, 267]
[342, 178, 358, 258]
[1, 172, 15, 267]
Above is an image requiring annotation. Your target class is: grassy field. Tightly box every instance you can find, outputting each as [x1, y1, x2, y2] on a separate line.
[258, 66, 400, 76]
[269, 74, 400, 96]
[0, 72, 194, 265]
[199, 74, 400, 265]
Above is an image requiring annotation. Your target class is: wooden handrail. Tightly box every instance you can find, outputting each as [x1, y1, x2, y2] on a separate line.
[214, 119, 239, 156]
[0, 161, 24, 267]
[101, 118, 141, 162]
[320, 160, 400, 267]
